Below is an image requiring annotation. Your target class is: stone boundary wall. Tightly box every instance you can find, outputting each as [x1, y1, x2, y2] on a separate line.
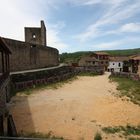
[75, 66, 105, 75]
[111, 71, 140, 81]
[0, 38, 59, 72]
[11, 66, 104, 91]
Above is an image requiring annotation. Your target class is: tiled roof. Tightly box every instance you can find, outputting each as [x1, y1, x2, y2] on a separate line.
[130, 55, 140, 60]
[109, 56, 129, 61]
[94, 52, 109, 55]
[80, 56, 98, 61]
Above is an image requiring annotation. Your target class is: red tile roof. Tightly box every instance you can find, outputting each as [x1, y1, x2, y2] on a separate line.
[94, 52, 109, 55]
[109, 56, 129, 61]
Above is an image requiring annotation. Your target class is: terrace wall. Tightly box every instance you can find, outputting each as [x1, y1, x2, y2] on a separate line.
[11, 66, 104, 91]
[111, 71, 140, 81]
[0, 38, 59, 72]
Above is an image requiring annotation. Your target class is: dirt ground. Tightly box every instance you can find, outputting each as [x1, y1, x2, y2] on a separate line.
[10, 73, 140, 140]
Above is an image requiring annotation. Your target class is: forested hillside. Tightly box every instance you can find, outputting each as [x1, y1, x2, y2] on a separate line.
[60, 48, 140, 63]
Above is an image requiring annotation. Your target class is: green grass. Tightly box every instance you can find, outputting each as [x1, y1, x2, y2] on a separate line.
[102, 125, 140, 136]
[16, 76, 78, 95]
[18, 131, 64, 139]
[129, 137, 140, 140]
[109, 76, 140, 105]
[94, 132, 102, 140]
[78, 72, 101, 76]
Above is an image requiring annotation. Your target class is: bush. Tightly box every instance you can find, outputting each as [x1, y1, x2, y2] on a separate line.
[94, 132, 102, 140]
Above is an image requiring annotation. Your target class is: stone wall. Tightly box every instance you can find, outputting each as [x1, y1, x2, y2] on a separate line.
[0, 38, 59, 72]
[11, 66, 104, 91]
[75, 66, 104, 75]
[11, 66, 76, 91]
[111, 71, 140, 81]
[25, 20, 46, 46]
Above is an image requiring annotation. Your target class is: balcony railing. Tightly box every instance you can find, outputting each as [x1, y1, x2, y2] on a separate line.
[0, 72, 9, 88]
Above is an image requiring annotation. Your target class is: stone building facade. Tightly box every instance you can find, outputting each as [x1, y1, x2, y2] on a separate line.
[108, 56, 129, 72]
[79, 56, 99, 67]
[79, 52, 109, 70]
[0, 21, 59, 72]
[129, 55, 140, 74]
[25, 20, 46, 46]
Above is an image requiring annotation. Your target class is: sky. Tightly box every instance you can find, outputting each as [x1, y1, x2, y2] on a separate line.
[0, 0, 140, 53]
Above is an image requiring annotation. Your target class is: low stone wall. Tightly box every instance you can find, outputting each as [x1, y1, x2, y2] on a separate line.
[75, 66, 104, 75]
[11, 66, 76, 91]
[111, 72, 140, 81]
[11, 66, 104, 91]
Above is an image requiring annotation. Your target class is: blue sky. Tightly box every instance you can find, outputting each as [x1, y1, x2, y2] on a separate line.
[0, 0, 140, 53]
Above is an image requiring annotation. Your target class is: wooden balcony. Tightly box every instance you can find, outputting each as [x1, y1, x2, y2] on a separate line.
[0, 72, 9, 88]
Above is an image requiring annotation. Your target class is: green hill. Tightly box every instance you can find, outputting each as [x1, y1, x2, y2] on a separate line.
[60, 48, 140, 63]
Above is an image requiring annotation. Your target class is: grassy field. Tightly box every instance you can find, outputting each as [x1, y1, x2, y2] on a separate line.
[109, 76, 140, 106]
[102, 125, 140, 136]
[18, 131, 64, 139]
[102, 125, 140, 140]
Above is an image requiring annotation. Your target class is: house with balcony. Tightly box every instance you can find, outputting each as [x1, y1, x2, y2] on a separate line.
[78, 52, 109, 70]
[78, 55, 98, 67]
[90, 52, 109, 70]
[0, 37, 17, 137]
[108, 56, 129, 72]
[129, 55, 140, 76]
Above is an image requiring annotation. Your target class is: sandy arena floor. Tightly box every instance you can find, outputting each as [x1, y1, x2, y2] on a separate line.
[10, 73, 140, 140]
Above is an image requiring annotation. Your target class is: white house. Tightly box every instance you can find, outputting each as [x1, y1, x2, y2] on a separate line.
[108, 61, 123, 72]
[108, 57, 129, 72]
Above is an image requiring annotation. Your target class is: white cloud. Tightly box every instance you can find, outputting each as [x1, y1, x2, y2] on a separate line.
[94, 41, 121, 49]
[106, 23, 140, 35]
[75, 0, 140, 42]
[69, 0, 125, 6]
[47, 23, 70, 53]
[0, 0, 69, 52]
[120, 23, 140, 32]
[93, 36, 140, 50]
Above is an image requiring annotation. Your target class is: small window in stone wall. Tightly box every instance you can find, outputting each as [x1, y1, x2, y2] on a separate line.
[118, 63, 121, 67]
[32, 33, 36, 39]
[30, 45, 36, 48]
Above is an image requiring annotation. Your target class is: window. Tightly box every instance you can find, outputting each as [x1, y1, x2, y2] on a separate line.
[113, 63, 115, 65]
[118, 63, 121, 67]
[92, 61, 95, 64]
[32, 33, 36, 39]
[30, 45, 36, 48]
[101, 61, 103, 64]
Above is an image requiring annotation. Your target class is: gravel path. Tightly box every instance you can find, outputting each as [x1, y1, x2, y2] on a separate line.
[10, 73, 140, 140]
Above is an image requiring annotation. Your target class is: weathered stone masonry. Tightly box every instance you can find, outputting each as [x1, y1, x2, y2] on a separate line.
[2, 38, 59, 72]
[0, 21, 59, 72]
